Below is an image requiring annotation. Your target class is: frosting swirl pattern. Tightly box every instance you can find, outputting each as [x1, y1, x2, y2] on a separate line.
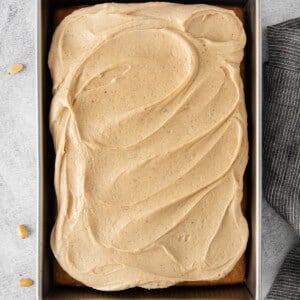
[49, 2, 248, 291]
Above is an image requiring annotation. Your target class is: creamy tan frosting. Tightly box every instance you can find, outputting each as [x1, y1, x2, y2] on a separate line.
[49, 2, 248, 291]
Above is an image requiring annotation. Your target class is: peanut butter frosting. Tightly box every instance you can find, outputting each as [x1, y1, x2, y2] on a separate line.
[49, 2, 248, 291]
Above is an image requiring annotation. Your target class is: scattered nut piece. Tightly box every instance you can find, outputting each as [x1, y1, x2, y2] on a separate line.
[18, 278, 33, 287]
[17, 225, 28, 239]
[7, 63, 24, 75]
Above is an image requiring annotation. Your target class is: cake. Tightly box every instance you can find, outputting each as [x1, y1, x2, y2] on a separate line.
[49, 2, 248, 291]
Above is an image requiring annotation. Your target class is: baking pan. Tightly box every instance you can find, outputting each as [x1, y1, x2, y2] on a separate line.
[36, 0, 262, 298]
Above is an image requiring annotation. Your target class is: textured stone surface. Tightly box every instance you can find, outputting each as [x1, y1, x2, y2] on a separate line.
[0, 0, 299, 299]
[0, 0, 36, 299]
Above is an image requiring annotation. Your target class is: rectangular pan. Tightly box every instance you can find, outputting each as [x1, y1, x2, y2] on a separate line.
[37, 0, 262, 298]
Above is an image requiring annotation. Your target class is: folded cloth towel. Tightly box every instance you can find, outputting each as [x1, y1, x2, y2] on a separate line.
[263, 18, 300, 300]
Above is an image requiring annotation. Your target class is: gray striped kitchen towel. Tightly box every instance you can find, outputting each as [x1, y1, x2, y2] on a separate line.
[263, 18, 300, 300]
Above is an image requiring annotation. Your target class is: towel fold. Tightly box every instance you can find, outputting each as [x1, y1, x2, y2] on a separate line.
[263, 18, 300, 300]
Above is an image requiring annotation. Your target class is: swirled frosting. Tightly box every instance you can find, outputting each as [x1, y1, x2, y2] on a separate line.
[49, 2, 248, 291]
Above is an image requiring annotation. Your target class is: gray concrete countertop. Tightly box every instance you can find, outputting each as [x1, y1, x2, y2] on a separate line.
[0, 0, 299, 299]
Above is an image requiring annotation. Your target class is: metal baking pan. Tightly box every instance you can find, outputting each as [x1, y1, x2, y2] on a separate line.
[37, 0, 262, 298]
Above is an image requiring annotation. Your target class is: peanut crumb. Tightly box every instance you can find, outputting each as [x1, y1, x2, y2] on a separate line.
[17, 225, 28, 239]
[18, 278, 33, 287]
[7, 63, 24, 75]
